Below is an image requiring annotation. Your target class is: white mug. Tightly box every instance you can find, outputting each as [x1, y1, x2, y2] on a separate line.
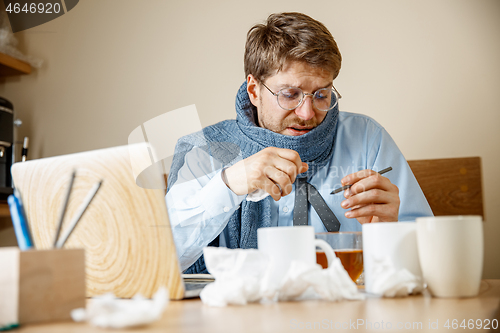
[362, 222, 422, 294]
[257, 226, 334, 285]
[416, 215, 483, 297]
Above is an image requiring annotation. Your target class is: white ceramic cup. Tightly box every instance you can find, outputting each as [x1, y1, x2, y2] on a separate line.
[257, 226, 335, 284]
[362, 222, 422, 294]
[416, 215, 483, 298]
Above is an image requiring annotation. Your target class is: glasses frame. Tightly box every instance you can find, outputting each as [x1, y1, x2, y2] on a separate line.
[261, 82, 342, 112]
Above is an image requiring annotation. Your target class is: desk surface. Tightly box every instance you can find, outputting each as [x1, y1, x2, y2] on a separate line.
[16, 280, 500, 333]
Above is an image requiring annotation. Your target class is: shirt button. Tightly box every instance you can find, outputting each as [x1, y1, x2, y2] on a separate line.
[283, 206, 289, 213]
[223, 207, 230, 213]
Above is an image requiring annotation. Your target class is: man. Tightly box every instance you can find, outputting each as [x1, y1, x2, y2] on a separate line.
[166, 12, 432, 274]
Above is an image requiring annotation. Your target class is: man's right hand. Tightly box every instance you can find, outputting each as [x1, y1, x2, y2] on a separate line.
[222, 147, 308, 201]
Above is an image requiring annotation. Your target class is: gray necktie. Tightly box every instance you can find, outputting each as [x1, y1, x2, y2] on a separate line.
[293, 177, 341, 232]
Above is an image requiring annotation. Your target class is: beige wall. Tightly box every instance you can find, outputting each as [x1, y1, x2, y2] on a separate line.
[1, 0, 499, 277]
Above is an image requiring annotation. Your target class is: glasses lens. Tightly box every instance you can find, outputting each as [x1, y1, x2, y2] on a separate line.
[278, 88, 303, 110]
[313, 88, 336, 111]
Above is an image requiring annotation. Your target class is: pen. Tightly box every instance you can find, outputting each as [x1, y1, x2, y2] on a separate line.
[55, 180, 103, 249]
[53, 170, 76, 247]
[8, 189, 34, 250]
[331, 166, 393, 194]
[21, 137, 29, 162]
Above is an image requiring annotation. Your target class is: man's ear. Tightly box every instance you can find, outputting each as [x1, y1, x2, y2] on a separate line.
[246, 74, 260, 107]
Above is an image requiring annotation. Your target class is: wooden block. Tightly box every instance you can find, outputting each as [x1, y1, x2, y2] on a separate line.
[0, 247, 86, 325]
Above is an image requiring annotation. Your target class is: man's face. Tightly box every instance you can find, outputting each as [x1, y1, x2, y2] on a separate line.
[247, 61, 334, 136]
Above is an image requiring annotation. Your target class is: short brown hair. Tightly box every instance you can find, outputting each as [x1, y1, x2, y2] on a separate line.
[244, 12, 342, 82]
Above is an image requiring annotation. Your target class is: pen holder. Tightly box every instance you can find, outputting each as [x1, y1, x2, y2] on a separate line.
[0, 247, 86, 326]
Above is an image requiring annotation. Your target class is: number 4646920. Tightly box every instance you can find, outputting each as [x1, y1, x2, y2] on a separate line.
[444, 319, 498, 330]
[5, 2, 61, 14]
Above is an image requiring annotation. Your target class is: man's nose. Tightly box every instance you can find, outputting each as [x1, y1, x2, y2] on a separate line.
[294, 95, 315, 121]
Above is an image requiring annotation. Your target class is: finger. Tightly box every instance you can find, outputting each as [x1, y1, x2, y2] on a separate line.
[345, 203, 399, 222]
[271, 157, 301, 185]
[348, 174, 396, 196]
[264, 166, 294, 197]
[300, 162, 309, 174]
[344, 204, 381, 219]
[258, 177, 283, 201]
[347, 203, 364, 210]
[275, 148, 304, 173]
[341, 189, 392, 209]
[341, 169, 377, 186]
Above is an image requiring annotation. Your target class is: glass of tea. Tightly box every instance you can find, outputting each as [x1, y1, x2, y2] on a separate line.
[315, 232, 363, 283]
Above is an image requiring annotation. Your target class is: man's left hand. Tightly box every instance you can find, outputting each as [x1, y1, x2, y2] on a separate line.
[340, 169, 400, 223]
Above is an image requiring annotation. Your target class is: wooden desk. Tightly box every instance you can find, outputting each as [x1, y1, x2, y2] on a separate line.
[14, 280, 500, 333]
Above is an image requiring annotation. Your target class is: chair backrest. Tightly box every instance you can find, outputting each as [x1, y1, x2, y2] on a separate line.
[407, 157, 484, 218]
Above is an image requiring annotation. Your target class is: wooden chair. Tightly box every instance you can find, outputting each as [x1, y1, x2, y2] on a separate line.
[407, 157, 484, 218]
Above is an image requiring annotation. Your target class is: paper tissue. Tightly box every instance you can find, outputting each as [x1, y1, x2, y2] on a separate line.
[363, 222, 424, 297]
[199, 247, 364, 307]
[71, 287, 169, 328]
[368, 257, 423, 297]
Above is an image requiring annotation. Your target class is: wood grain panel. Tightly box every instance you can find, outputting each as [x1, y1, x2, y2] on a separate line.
[11, 145, 184, 299]
[408, 157, 484, 218]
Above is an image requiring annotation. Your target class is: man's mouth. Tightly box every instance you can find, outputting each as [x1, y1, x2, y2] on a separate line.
[286, 126, 314, 136]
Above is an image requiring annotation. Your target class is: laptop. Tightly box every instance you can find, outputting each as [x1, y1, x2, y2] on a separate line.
[11, 144, 213, 299]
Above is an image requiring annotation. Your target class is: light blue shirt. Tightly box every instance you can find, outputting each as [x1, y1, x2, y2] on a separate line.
[166, 112, 433, 271]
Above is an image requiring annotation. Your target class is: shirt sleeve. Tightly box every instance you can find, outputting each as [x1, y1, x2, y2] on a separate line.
[166, 146, 245, 271]
[366, 126, 434, 221]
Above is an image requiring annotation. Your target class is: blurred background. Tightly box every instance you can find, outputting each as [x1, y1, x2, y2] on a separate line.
[0, 0, 498, 277]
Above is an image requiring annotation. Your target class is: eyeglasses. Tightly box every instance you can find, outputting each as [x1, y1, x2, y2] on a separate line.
[261, 82, 342, 112]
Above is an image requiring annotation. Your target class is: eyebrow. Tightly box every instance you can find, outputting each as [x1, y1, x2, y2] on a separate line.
[275, 82, 333, 91]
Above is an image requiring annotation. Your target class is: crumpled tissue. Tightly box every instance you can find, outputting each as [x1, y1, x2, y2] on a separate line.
[71, 287, 169, 328]
[199, 247, 364, 307]
[246, 189, 269, 202]
[369, 257, 423, 297]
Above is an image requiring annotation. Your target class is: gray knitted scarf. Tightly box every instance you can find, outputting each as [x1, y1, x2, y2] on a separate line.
[168, 81, 339, 273]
